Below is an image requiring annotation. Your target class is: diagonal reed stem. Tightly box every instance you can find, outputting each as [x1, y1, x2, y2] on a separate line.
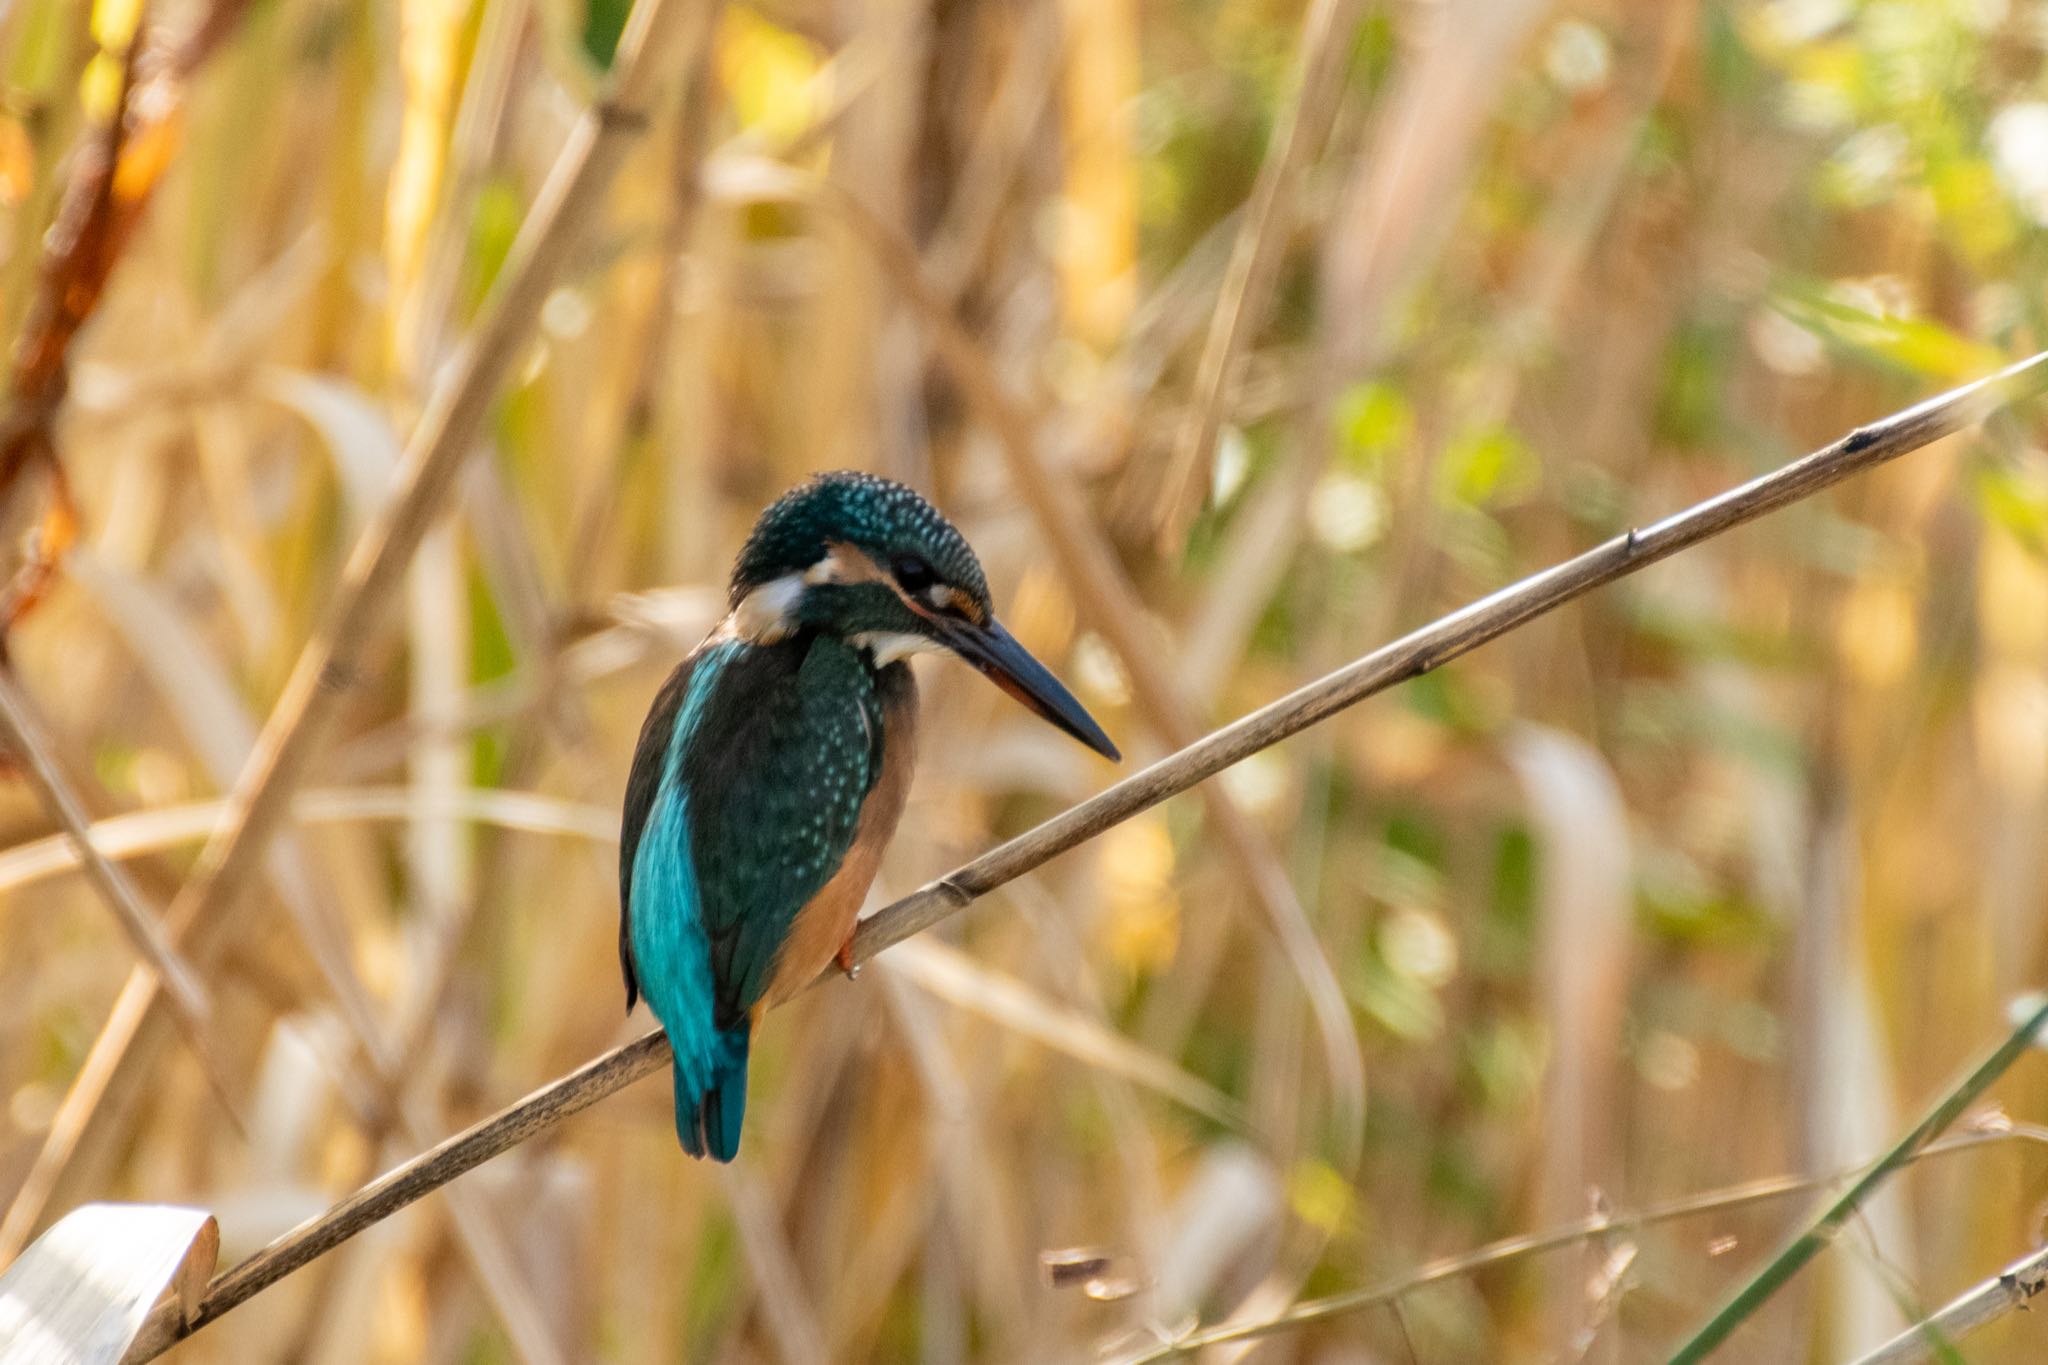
[121, 349, 2048, 1360]
[0, 668, 212, 1038]
[0, 667, 242, 1126]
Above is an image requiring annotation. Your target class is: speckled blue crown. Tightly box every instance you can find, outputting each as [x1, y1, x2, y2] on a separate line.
[731, 471, 989, 607]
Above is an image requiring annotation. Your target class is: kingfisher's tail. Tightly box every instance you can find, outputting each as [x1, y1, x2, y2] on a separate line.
[674, 1023, 751, 1161]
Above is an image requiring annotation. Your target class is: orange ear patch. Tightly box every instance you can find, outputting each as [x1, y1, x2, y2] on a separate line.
[939, 586, 985, 623]
[812, 541, 892, 586]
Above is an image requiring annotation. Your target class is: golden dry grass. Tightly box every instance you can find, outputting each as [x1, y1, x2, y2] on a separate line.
[8, 0, 2048, 1361]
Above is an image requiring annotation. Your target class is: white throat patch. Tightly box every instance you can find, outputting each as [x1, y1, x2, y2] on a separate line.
[854, 631, 942, 666]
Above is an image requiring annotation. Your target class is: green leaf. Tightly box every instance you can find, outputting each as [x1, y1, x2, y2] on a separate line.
[581, 0, 632, 68]
[1437, 423, 1538, 507]
[1351, 958, 1443, 1042]
[1657, 318, 1735, 448]
[1332, 380, 1412, 472]
[1971, 459, 2048, 558]
[1770, 278, 2004, 380]
[464, 176, 524, 317]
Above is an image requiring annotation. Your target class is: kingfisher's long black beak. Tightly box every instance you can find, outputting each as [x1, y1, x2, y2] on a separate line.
[944, 617, 1120, 761]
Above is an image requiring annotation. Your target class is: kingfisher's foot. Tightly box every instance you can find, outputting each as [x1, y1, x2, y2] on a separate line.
[836, 936, 860, 980]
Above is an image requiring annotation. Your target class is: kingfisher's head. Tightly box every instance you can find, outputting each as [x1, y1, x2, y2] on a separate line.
[728, 471, 1119, 760]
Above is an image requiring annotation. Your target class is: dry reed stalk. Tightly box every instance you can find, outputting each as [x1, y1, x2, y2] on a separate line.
[1153, 0, 1365, 549]
[0, 670, 214, 1053]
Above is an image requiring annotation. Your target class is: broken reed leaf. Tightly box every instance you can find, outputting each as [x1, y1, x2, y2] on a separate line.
[0, 1203, 217, 1365]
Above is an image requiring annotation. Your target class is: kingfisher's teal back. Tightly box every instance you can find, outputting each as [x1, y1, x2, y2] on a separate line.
[618, 471, 1117, 1160]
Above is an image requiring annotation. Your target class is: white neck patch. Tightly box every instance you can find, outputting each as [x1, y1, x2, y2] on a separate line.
[804, 545, 860, 585]
[731, 573, 805, 643]
[732, 547, 945, 663]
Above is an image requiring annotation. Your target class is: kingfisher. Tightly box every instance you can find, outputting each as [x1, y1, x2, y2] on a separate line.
[619, 471, 1120, 1160]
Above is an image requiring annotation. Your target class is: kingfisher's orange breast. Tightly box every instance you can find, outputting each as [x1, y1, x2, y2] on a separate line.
[757, 670, 918, 1013]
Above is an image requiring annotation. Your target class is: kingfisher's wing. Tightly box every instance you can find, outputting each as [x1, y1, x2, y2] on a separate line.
[623, 635, 886, 1028]
[619, 649, 703, 1012]
[684, 637, 886, 1023]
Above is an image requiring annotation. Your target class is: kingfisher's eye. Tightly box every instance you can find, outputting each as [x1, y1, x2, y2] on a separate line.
[891, 555, 936, 594]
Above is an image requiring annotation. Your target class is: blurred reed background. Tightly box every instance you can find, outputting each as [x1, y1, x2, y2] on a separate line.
[5, 0, 2048, 1359]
